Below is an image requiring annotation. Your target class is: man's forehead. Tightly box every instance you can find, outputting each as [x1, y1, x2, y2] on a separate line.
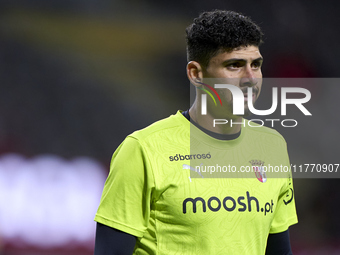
[215, 45, 262, 61]
[232, 46, 261, 55]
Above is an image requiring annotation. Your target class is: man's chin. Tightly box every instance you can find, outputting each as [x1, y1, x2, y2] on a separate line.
[243, 99, 260, 117]
[229, 106, 253, 118]
[242, 108, 253, 118]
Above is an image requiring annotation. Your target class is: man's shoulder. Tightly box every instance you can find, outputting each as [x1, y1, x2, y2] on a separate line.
[128, 111, 189, 142]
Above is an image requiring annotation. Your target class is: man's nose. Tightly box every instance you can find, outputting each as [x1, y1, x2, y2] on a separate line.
[240, 66, 258, 87]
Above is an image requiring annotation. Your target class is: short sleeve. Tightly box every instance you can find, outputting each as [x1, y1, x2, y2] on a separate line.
[270, 152, 298, 233]
[94, 136, 154, 238]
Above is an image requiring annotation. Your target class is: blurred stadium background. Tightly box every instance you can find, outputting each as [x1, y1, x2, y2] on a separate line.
[0, 0, 339, 254]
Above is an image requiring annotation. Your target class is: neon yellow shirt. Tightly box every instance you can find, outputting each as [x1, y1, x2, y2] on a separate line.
[95, 111, 297, 255]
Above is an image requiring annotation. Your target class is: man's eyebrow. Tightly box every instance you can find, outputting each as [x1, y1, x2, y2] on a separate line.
[253, 57, 264, 62]
[223, 58, 246, 64]
[222, 57, 263, 64]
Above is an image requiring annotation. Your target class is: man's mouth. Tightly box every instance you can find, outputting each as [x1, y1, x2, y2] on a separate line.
[242, 86, 259, 101]
[243, 91, 257, 102]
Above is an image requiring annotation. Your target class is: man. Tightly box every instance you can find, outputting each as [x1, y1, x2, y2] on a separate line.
[94, 10, 297, 255]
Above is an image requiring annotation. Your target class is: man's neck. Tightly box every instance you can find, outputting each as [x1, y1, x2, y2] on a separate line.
[189, 103, 243, 135]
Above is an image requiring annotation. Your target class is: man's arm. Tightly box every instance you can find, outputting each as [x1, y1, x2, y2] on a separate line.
[94, 222, 136, 255]
[265, 229, 293, 255]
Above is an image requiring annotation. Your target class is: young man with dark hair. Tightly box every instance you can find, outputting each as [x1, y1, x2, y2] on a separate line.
[94, 10, 297, 255]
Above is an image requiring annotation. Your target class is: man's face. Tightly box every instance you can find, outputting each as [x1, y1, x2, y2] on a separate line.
[201, 45, 263, 117]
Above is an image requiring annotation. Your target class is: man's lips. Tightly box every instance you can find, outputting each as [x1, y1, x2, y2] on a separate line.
[244, 93, 255, 102]
[243, 90, 258, 102]
[243, 93, 255, 102]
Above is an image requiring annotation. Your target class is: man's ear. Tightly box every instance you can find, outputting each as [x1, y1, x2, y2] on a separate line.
[186, 61, 203, 87]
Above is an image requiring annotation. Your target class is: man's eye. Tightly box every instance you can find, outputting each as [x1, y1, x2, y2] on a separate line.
[227, 63, 241, 68]
[252, 62, 262, 68]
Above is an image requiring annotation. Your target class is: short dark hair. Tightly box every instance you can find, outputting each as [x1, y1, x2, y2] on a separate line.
[186, 10, 263, 68]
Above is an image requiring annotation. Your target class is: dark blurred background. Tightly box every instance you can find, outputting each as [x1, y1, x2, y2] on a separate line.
[0, 0, 339, 254]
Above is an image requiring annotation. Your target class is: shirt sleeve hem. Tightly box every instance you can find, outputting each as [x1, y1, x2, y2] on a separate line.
[269, 217, 298, 234]
[94, 214, 145, 238]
